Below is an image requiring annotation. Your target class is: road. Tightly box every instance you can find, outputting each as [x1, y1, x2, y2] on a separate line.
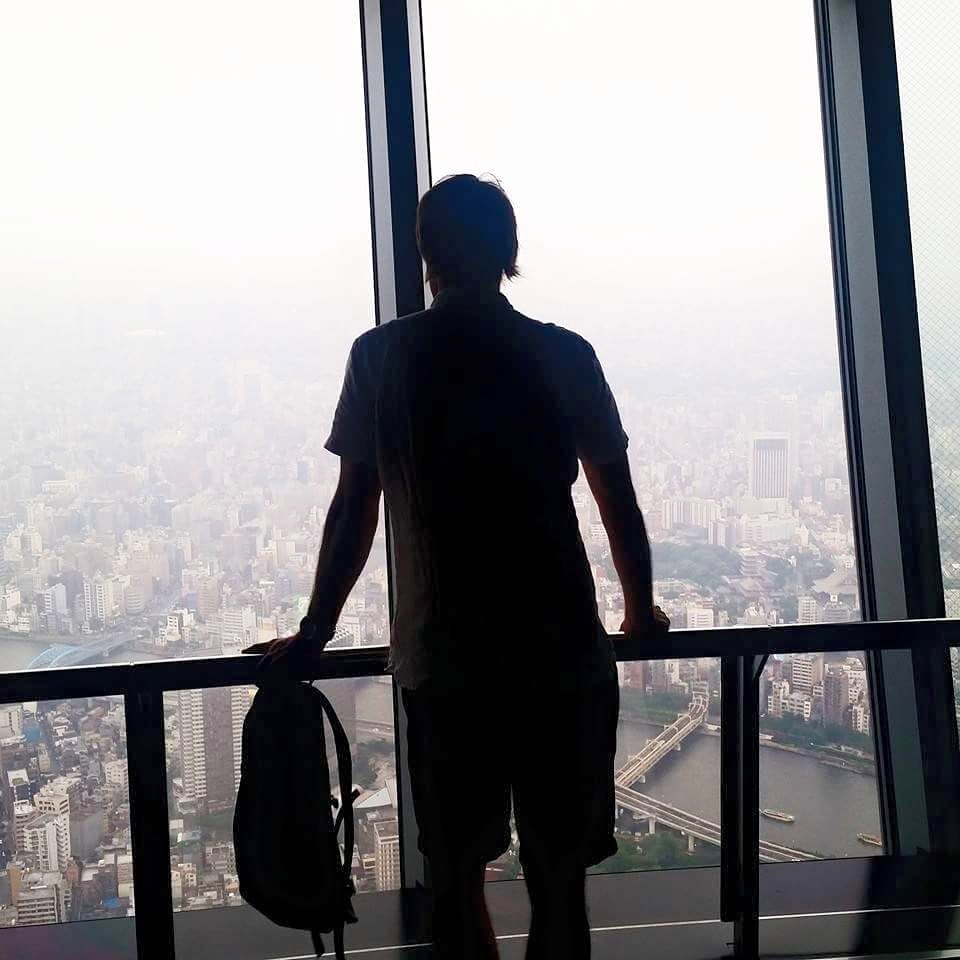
[615, 784, 817, 862]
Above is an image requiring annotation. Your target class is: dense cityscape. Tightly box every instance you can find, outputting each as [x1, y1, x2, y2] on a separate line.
[0, 333, 887, 927]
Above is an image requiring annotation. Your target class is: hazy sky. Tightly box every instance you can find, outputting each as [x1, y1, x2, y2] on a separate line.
[2, 1, 844, 390]
[1, 0, 372, 354]
[423, 0, 839, 385]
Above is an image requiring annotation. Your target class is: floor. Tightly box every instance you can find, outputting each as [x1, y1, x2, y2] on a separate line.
[8, 857, 960, 959]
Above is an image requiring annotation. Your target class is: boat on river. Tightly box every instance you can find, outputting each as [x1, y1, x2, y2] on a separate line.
[761, 808, 796, 823]
[857, 832, 883, 847]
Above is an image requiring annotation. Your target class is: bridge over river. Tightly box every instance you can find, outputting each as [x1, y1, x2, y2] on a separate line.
[615, 696, 815, 861]
[615, 695, 708, 787]
[15, 633, 135, 669]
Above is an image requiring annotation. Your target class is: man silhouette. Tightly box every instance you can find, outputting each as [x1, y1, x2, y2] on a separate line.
[246, 174, 666, 958]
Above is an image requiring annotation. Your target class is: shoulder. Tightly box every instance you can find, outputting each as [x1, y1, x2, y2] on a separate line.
[524, 318, 600, 373]
[349, 323, 390, 363]
[346, 317, 406, 379]
[352, 309, 432, 354]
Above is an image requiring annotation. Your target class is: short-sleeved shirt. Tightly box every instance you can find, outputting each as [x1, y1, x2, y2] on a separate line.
[326, 288, 627, 692]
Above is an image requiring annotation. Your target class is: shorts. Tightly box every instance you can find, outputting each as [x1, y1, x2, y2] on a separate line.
[401, 661, 619, 885]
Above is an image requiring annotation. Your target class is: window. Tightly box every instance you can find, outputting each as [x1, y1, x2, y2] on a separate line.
[167, 677, 398, 946]
[422, 0, 880, 868]
[599, 660, 722, 874]
[422, 0, 860, 631]
[0, 697, 134, 927]
[892, 1, 960, 724]
[759, 652, 883, 858]
[0, 1, 384, 675]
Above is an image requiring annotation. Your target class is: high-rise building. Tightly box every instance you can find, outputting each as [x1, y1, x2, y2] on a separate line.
[0, 703, 23, 738]
[749, 435, 790, 500]
[83, 574, 116, 624]
[197, 576, 222, 619]
[42, 583, 68, 618]
[13, 801, 37, 853]
[103, 758, 129, 790]
[622, 661, 650, 692]
[21, 813, 70, 872]
[220, 606, 257, 655]
[821, 600, 853, 623]
[823, 669, 851, 727]
[15, 876, 69, 925]
[797, 596, 819, 625]
[230, 687, 254, 790]
[661, 497, 721, 532]
[374, 819, 400, 892]
[36, 782, 72, 842]
[708, 517, 738, 549]
[7, 768, 31, 802]
[123, 578, 147, 615]
[178, 687, 243, 813]
[790, 654, 822, 694]
[851, 701, 872, 735]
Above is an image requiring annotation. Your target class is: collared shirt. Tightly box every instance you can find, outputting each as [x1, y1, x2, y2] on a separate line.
[326, 289, 626, 691]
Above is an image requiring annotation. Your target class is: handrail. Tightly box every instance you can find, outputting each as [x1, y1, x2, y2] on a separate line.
[3, 618, 960, 701]
[2, 617, 960, 960]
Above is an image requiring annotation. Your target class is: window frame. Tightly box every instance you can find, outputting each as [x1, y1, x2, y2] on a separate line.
[816, 0, 960, 856]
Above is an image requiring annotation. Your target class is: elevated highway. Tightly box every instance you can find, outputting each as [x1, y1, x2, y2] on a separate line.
[615, 784, 817, 862]
[614, 697, 816, 862]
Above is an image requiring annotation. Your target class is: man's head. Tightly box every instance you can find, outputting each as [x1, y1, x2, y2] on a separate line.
[416, 174, 519, 294]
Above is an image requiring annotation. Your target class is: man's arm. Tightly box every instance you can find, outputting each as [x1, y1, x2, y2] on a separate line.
[582, 452, 658, 637]
[304, 459, 382, 637]
[244, 458, 381, 663]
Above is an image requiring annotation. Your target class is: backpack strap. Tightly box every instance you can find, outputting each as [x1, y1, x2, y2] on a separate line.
[314, 688, 357, 942]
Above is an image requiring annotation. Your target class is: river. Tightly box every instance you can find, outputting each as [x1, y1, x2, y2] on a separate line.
[1, 641, 882, 861]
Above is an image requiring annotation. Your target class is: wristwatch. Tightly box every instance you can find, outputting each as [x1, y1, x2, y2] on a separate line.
[299, 616, 327, 644]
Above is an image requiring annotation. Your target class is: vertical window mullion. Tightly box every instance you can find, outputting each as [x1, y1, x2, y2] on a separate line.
[817, 0, 960, 854]
[359, 0, 431, 889]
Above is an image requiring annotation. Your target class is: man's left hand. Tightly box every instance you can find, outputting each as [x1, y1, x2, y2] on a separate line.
[242, 631, 325, 675]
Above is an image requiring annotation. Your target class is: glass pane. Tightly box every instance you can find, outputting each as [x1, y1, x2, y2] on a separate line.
[759, 652, 883, 859]
[892, 1, 960, 730]
[421, 0, 861, 630]
[167, 676, 398, 923]
[0, 696, 135, 931]
[0, 1, 382, 674]
[483, 659, 723, 880]
[597, 659, 722, 874]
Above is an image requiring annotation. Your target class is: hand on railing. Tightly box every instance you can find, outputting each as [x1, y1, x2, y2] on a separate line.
[621, 605, 671, 642]
[242, 617, 332, 677]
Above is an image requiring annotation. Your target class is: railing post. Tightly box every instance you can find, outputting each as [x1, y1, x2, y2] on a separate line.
[720, 655, 739, 924]
[721, 654, 766, 959]
[736, 656, 767, 960]
[126, 688, 175, 960]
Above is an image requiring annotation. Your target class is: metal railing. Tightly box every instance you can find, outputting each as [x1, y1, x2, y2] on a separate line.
[2, 617, 960, 960]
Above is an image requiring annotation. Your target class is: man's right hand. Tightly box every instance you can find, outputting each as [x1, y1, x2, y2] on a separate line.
[621, 605, 670, 640]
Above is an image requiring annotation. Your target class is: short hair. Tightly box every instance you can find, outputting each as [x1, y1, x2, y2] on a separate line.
[416, 174, 519, 286]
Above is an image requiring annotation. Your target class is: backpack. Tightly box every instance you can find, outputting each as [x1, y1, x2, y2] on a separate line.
[233, 679, 358, 959]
